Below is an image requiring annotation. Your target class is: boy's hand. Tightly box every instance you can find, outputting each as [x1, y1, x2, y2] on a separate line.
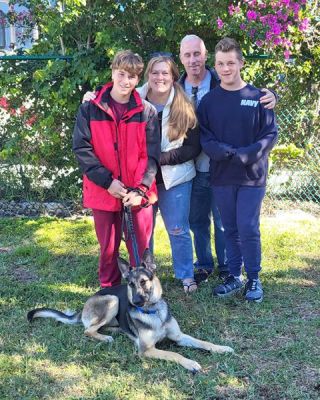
[107, 179, 127, 198]
[82, 91, 96, 103]
[122, 191, 143, 207]
[260, 89, 276, 109]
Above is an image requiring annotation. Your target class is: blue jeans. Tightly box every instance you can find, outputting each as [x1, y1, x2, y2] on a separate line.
[212, 185, 266, 280]
[189, 171, 228, 272]
[157, 181, 194, 280]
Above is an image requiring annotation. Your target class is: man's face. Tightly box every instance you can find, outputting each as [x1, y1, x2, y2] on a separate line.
[179, 38, 207, 79]
[111, 69, 139, 98]
[214, 50, 243, 89]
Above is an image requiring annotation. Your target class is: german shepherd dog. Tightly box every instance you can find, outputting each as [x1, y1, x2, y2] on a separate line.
[27, 251, 233, 372]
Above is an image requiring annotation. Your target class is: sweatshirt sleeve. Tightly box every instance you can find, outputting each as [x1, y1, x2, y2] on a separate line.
[160, 125, 201, 166]
[72, 102, 113, 188]
[230, 107, 278, 166]
[198, 100, 236, 161]
[141, 103, 161, 188]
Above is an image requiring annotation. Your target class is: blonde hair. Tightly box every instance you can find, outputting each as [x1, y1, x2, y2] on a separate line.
[145, 56, 197, 142]
[111, 50, 144, 78]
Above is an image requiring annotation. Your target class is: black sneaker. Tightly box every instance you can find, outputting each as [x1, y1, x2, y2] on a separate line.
[194, 268, 213, 284]
[244, 279, 263, 303]
[212, 275, 243, 297]
[218, 270, 230, 281]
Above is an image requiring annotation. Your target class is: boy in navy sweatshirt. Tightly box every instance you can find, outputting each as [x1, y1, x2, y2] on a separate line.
[198, 38, 278, 302]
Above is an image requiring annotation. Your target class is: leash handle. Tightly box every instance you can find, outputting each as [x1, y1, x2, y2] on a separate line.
[124, 206, 140, 266]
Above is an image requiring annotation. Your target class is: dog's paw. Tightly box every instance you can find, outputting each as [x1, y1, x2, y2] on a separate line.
[102, 335, 114, 343]
[207, 344, 234, 353]
[183, 359, 202, 372]
[217, 345, 234, 353]
[221, 345, 234, 353]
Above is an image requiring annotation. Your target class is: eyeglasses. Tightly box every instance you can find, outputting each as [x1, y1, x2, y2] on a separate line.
[149, 51, 174, 60]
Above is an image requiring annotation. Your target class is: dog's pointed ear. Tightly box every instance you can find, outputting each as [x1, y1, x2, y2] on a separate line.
[117, 257, 131, 279]
[141, 249, 156, 272]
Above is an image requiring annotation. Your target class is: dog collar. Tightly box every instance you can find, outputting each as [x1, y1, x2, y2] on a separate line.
[133, 306, 157, 314]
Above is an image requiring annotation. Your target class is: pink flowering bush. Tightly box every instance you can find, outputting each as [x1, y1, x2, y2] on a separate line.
[216, 0, 312, 59]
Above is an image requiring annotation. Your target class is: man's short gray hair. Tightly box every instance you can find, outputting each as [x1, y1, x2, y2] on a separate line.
[180, 35, 207, 52]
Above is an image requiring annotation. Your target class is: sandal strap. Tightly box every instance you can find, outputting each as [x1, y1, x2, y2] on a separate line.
[183, 280, 197, 293]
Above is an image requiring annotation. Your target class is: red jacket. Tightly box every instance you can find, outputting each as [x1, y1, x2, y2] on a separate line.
[73, 82, 160, 211]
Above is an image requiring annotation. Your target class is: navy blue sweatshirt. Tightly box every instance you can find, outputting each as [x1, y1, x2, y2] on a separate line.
[198, 84, 278, 187]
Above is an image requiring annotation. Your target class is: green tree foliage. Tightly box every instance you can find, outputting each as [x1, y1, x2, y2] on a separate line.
[216, 1, 320, 149]
[0, 0, 319, 200]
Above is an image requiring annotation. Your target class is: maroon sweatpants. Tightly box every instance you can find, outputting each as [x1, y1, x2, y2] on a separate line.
[92, 206, 153, 287]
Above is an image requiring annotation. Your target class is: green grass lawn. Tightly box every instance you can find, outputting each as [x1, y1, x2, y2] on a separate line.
[0, 210, 319, 400]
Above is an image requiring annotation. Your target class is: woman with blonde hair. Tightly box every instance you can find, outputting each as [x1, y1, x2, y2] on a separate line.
[139, 55, 201, 293]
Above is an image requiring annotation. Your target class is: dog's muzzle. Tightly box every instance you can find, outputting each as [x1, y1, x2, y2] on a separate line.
[132, 294, 146, 307]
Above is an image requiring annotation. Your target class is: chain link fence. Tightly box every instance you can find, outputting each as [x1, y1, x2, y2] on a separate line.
[245, 58, 320, 205]
[0, 57, 319, 206]
[267, 105, 320, 204]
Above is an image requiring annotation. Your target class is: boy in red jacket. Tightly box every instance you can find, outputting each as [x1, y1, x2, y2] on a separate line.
[73, 50, 160, 287]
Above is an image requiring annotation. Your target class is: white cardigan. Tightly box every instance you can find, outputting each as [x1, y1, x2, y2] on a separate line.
[137, 83, 195, 190]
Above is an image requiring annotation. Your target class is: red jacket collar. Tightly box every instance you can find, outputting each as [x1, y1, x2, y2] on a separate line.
[92, 82, 144, 116]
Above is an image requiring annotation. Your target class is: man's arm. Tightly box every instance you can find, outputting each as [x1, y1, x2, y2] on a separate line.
[82, 91, 96, 103]
[260, 88, 277, 109]
[160, 126, 201, 165]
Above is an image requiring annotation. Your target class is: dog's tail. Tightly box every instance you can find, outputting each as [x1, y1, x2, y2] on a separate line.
[27, 308, 82, 325]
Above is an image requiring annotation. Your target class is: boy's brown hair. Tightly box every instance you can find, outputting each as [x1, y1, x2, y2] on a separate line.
[215, 37, 243, 61]
[111, 50, 144, 78]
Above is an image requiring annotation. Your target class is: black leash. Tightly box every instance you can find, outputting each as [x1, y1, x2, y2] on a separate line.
[121, 186, 151, 266]
[123, 205, 140, 266]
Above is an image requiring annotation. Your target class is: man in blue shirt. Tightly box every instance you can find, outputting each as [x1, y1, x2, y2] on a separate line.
[198, 37, 278, 302]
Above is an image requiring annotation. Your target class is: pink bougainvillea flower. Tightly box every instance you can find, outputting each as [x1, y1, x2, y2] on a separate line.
[284, 49, 291, 59]
[217, 17, 224, 29]
[228, 4, 235, 15]
[228, 4, 240, 15]
[273, 37, 282, 45]
[0, 97, 9, 109]
[299, 18, 309, 32]
[271, 23, 282, 35]
[26, 115, 37, 126]
[249, 28, 257, 38]
[247, 10, 258, 21]
[265, 31, 273, 41]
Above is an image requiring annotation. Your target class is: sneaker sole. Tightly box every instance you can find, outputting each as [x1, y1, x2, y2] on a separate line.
[213, 288, 242, 297]
[245, 296, 263, 303]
